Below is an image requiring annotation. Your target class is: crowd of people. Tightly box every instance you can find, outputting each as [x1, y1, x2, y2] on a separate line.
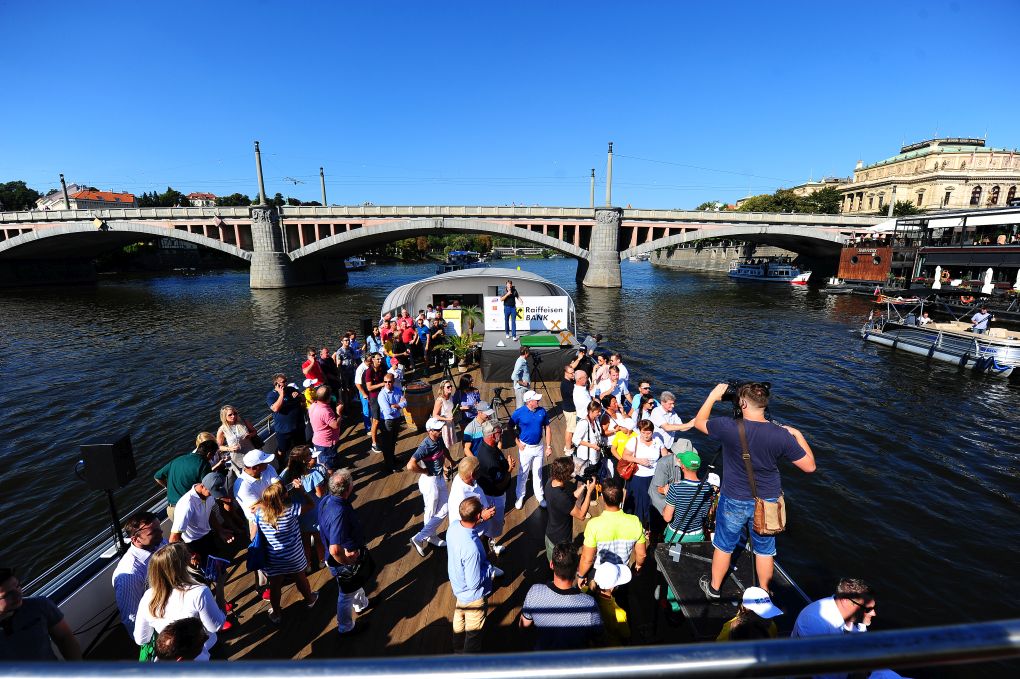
[2, 304, 894, 677]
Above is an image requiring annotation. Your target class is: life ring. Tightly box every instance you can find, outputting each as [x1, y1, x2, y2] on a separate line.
[960, 295, 974, 304]
[940, 271, 950, 282]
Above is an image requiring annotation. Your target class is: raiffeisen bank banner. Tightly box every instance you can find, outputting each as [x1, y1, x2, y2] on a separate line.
[485, 296, 569, 332]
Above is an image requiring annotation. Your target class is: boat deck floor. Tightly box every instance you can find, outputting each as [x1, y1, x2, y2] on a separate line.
[90, 367, 717, 660]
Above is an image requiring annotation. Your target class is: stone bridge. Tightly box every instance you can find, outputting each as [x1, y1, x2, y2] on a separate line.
[0, 205, 881, 288]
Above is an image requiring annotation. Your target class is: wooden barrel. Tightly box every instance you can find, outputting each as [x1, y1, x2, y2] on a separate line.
[403, 380, 434, 431]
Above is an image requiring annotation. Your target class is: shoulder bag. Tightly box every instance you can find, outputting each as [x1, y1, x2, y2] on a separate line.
[737, 419, 787, 536]
[245, 510, 271, 572]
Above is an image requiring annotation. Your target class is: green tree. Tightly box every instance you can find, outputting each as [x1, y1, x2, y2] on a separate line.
[216, 193, 251, 207]
[138, 186, 190, 207]
[737, 193, 778, 212]
[270, 193, 286, 207]
[891, 200, 922, 217]
[695, 200, 723, 211]
[799, 186, 842, 214]
[0, 181, 42, 211]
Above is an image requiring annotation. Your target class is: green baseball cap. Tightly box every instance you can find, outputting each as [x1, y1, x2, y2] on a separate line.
[677, 450, 701, 470]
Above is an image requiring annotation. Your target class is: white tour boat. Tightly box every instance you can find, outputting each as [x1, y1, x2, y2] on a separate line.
[728, 256, 811, 284]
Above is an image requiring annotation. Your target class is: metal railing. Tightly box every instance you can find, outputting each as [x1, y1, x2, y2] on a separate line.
[4, 618, 1019, 676]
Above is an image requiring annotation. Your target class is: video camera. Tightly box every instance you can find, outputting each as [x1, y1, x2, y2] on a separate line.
[720, 380, 772, 419]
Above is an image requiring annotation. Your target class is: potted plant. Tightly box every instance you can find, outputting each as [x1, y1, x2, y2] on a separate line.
[447, 332, 482, 369]
[460, 305, 483, 337]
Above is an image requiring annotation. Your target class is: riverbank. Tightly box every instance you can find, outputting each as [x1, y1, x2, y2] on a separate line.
[650, 244, 796, 272]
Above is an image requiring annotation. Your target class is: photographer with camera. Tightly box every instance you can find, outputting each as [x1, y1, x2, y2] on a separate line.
[694, 382, 815, 597]
[543, 458, 596, 562]
[571, 401, 608, 480]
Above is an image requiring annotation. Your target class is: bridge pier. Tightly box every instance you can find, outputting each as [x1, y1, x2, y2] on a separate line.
[581, 208, 622, 288]
[249, 207, 347, 289]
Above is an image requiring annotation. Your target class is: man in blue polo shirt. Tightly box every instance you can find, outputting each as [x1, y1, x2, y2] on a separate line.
[319, 469, 371, 636]
[267, 373, 305, 456]
[511, 390, 553, 510]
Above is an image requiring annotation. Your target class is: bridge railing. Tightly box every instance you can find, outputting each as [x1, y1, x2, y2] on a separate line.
[1, 205, 883, 226]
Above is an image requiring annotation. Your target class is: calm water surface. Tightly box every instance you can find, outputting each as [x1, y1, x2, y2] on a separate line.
[3, 260, 1019, 647]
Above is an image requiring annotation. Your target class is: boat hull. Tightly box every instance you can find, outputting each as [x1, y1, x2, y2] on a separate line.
[728, 271, 812, 285]
[861, 322, 1019, 377]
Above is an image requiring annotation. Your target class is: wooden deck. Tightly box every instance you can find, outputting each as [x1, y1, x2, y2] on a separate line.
[92, 367, 678, 660]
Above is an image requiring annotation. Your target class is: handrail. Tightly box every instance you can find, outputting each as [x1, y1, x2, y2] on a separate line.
[4, 618, 1020, 676]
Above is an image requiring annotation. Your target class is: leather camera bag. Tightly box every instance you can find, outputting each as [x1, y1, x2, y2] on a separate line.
[737, 419, 786, 536]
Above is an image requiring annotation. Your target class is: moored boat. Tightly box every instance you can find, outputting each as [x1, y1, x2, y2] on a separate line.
[345, 256, 367, 271]
[861, 316, 1020, 378]
[728, 256, 811, 284]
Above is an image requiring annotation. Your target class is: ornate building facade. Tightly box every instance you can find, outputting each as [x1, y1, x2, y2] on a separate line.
[840, 138, 1020, 214]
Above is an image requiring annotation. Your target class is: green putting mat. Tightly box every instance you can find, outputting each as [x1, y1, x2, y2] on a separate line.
[519, 334, 564, 347]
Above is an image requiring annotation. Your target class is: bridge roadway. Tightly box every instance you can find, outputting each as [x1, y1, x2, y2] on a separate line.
[0, 205, 881, 288]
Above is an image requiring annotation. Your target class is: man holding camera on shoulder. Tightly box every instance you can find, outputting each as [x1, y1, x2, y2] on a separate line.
[694, 382, 815, 597]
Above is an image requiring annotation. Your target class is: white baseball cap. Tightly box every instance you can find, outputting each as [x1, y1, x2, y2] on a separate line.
[476, 401, 495, 416]
[741, 586, 783, 619]
[593, 562, 632, 590]
[523, 390, 542, 402]
[242, 449, 274, 467]
[425, 417, 446, 431]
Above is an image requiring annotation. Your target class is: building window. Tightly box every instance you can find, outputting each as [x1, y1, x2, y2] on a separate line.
[989, 186, 1000, 205]
[970, 186, 982, 206]
[960, 161, 966, 170]
[1007, 186, 1017, 204]
[916, 192, 924, 207]
[868, 196, 874, 209]
[944, 191, 952, 206]
[878, 195, 885, 211]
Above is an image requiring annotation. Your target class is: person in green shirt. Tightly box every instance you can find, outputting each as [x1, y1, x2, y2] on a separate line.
[154, 437, 217, 523]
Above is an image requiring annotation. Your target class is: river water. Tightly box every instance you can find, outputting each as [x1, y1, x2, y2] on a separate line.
[3, 260, 1018, 654]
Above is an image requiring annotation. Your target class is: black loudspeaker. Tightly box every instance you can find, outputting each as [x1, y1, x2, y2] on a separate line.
[80, 434, 137, 491]
[360, 318, 373, 339]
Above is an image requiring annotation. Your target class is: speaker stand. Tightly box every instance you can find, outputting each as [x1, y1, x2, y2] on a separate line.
[106, 489, 126, 557]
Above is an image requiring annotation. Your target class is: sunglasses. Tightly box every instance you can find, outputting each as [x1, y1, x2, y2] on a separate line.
[847, 599, 876, 612]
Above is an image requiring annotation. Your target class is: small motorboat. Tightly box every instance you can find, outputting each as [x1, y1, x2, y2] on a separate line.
[345, 256, 367, 271]
[728, 256, 811, 284]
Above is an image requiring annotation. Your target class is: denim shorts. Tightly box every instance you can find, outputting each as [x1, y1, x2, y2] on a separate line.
[711, 493, 777, 557]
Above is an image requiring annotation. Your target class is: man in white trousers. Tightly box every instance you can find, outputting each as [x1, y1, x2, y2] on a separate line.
[407, 418, 455, 556]
[511, 390, 552, 510]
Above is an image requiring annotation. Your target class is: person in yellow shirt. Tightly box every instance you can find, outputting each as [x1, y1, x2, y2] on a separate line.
[716, 586, 781, 641]
[588, 563, 631, 646]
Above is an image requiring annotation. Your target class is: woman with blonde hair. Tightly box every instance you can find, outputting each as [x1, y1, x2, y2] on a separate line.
[431, 379, 457, 455]
[133, 543, 224, 661]
[253, 479, 318, 623]
[216, 405, 258, 486]
[194, 431, 225, 473]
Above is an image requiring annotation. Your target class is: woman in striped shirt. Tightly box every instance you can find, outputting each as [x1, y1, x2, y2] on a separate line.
[253, 481, 319, 623]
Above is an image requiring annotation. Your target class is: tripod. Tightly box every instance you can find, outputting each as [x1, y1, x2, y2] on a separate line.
[489, 387, 516, 422]
[529, 353, 558, 420]
[440, 349, 455, 384]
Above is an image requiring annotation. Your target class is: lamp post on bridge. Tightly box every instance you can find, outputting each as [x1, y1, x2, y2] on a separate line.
[590, 169, 595, 209]
[60, 173, 70, 210]
[254, 141, 268, 206]
[320, 167, 327, 206]
[605, 142, 613, 207]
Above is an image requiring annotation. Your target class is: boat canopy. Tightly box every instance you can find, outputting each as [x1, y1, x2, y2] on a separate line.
[380, 267, 576, 333]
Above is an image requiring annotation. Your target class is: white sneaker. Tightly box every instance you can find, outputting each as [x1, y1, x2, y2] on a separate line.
[410, 535, 427, 557]
[489, 541, 505, 557]
[514, 497, 525, 510]
[428, 536, 447, 547]
[505, 334, 510, 339]
[491, 566, 505, 578]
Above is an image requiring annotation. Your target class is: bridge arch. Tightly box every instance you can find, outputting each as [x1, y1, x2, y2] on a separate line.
[289, 217, 589, 261]
[620, 224, 846, 260]
[0, 221, 252, 262]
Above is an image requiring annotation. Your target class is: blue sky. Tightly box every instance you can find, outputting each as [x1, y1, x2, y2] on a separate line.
[2, 0, 1017, 209]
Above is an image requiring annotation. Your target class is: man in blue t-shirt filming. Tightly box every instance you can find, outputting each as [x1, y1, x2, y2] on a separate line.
[693, 382, 815, 596]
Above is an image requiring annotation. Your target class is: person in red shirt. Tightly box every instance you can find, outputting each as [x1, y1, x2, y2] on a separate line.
[302, 346, 326, 385]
